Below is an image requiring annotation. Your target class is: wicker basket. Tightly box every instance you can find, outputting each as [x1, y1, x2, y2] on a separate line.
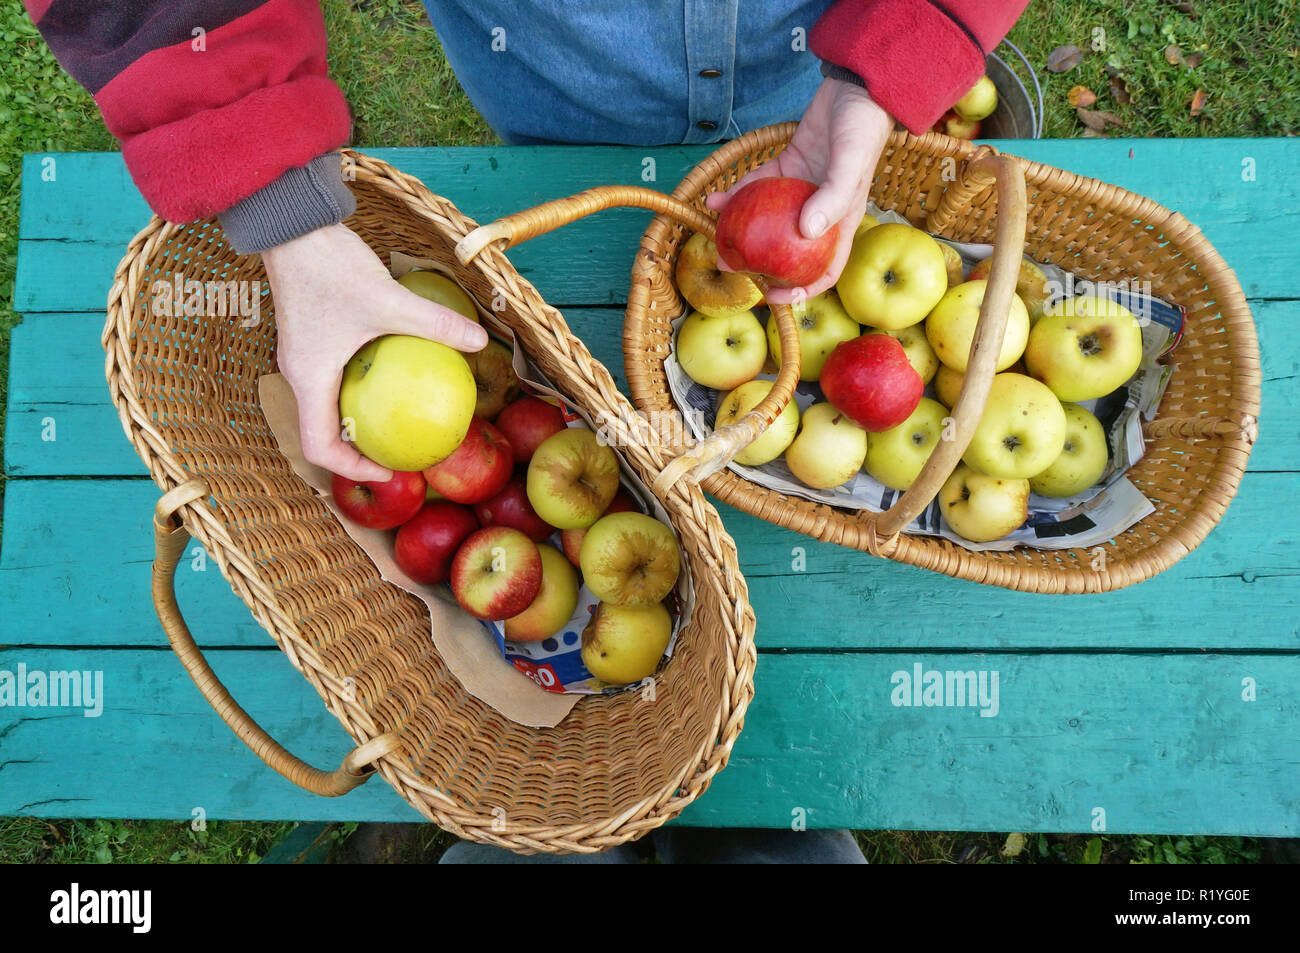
[105, 150, 758, 854]
[617, 123, 1261, 594]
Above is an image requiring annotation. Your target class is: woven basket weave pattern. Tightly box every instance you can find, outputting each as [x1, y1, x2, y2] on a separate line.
[105, 152, 757, 853]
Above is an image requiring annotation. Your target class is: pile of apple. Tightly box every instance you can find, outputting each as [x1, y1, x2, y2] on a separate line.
[933, 75, 998, 140]
[331, 269, 682, 686]
[676, 184, 1145, 544]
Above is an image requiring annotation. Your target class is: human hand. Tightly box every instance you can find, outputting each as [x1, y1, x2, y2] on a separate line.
[706, 77, 894, 304]
[262, 223, 487, 482]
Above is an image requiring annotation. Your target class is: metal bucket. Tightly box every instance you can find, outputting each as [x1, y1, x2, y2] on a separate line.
[981, 40, 1044, 139]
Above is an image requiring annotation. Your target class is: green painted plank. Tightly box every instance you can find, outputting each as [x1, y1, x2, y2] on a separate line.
[16, 141, 1300, 313]
[1, 647, 1295, 835]
[4, 300, 1293, 476]
[0, 475, 1294, 651]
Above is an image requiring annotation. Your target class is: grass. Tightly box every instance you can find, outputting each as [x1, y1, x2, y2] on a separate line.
[0, 0, 1294, 864]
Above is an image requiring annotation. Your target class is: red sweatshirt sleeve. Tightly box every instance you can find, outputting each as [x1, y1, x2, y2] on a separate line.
[811, 0, 1029, 135]
[24, 0, 352, 224]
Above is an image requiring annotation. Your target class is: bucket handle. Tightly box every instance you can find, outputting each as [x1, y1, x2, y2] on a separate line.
[152, 479, 399, 796]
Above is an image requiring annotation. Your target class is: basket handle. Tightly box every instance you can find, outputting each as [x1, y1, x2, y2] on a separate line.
[454, 185, 803, 493]
[873, 148, 1029, 539]
[152, 479, 399, 796]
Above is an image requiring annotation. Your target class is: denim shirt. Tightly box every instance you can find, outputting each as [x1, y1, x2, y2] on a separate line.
[422, 1, 834, 145]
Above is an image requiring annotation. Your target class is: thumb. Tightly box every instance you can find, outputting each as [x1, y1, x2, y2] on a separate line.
[385, 284, 489, 353]
[798, 141, 868, 241]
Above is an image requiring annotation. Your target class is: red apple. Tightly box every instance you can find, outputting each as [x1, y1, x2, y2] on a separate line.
[473, 473, 557, 542]
[449, 526, 543, 620]
[944, 112, 982, 140]
[714, 177, 838, 288]
[394, 500, 480, 585]
[560, 488, 640, 566]
[330, 470, 427, 531]
[493, 396, 566, 463]
[819, 334, 924, 432]
[423, 416, 514, 504]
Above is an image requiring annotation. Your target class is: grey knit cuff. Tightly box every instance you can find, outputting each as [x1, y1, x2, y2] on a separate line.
[218, 153, 356, 254]
[820, 60, 869, 93]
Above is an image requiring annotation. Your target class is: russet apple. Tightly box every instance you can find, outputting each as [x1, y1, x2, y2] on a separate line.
[715, 177, 838, 288]
[939, 463, 1029, 543]
[450, 526, 543, 620]
[864, 397, 950, 491]
[493, 395, 567, 463]
[766, 289, 860, 381]
[1029, 402, 1109, 498]
[676, 309, 769, 390]
[783, 402, 868, 489]
[394, 500, 479, 586]
[338, 334, 477, 472]
[560, 488, 639, 567]
[836, 222, 948, 330]
[463, 338, 520, 419]
[865, 325, 939, 383]
[1024, 296, 1144, 402]
[925, 279, 1030, 373]
[526, 428, 620, 529]
[581, 601, 672, 685]
[967, 256, 1051, 323]
[819, 333, 923, 432]
[504, 543, 580, 643]
[675, 232, 763, 317]
[579, 511, 681, 608]
[397, 270, 478, 322]
[963, 373, 1067, 479]
[331, 469, 427, 530]
[473, 473, 557, 542]
[715, 380, 800, 466]
[953, 75, 998, 122]
[423, 416, 514, 504]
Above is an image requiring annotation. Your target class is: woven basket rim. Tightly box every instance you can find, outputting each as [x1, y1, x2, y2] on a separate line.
[624, 124, 1261, 594]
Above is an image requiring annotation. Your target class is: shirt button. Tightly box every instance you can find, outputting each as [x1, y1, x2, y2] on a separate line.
[696, 120, 718, 130]
[699, 68, 722, 78]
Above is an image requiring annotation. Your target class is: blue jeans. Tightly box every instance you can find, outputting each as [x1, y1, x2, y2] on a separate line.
[422, 1, 832, 145]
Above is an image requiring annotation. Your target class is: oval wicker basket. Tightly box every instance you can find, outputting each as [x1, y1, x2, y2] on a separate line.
[104, 150, 758, 854]
[623, 123, 1261, 595]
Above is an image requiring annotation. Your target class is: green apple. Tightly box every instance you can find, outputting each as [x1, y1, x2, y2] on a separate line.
[580, 511, 680, 607]
[676, 309, 768, 390]
[397, 270, 479, 322]
[766, 289, 860, 381]
[783, 402, 868, 489]
[967, 256, 1051, 323]
[1024, 296, 1144, 402]
[963, 373, 1067, 479]
[716, 380, 800, 466]
[526, 428, 620, 529]
[953, 76, 998, 122]
[675, 232, 763, 318]
[338, 334, 477, 471]
[1030, 402, 1109, 498]
[939, 463, 1029, 543]
[925, 279, 1030, 373]
[836, 222, 948, 330]
[865, 324, 939, 384]
[864, 397, 949, 490]
[581, 601, 672, 685]
[504, 543, 580, 643]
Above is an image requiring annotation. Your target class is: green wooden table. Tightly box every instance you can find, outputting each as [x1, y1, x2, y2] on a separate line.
[2, 140, 1297, 834]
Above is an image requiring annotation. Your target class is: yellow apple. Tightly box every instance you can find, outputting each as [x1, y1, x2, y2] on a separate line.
[716, 380, 800, 466]
[1024, 296, 1144, 402]
[855, 212, 880, 238]
[939, 463, 1029, 543]
[579, 512, 680, 608]
[963, 373, 1067, 479]
[504, 544, 580, 643]
[836, 223, 948, 330]
[766, 289, 860, 381]
[582, 601, 672, 684]
[953, 76, 998, 122]
[939, 242, 965, 287]
[1030, 402, 1110, 498]
[783, 402, 868, 489]
[925, 279, 1030, 373]
[967, 256, 1051, 323]
[338, 334, 477, 471]
[675, 232, 763, 318]
[397, 270, 479, 322]
[865, 324, 939, 383]
[676, 309, 768, 390]
[933, 363, 964, 409]
[864, 397, 949, 490]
